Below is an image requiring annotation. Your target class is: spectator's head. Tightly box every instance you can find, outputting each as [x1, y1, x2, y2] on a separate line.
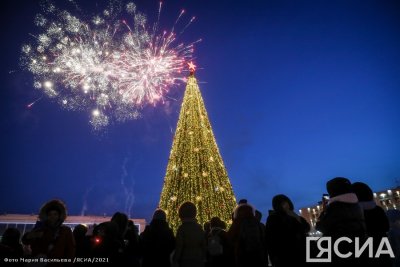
[327, 177, 352, 198]
[235, 203, 255, 220]
[39, 199, 67, 227]
[73, 224, 88, 239]
[178, 201, 197, 220]
[351, 182, 374, 202]
[93, 221, 119, 241]
[238, 199, 248, 205]
[111, 212, 129, 237]
[152, 209, 167, 221]
[0, 228, 21, 246]
[210, 217, 225, 229]
[272, 194, 294, 213]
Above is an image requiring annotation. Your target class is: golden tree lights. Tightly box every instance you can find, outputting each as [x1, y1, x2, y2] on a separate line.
[159, 67, 236, 232]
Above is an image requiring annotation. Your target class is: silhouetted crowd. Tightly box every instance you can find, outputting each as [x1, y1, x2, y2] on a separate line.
[1, 177, 399, 266]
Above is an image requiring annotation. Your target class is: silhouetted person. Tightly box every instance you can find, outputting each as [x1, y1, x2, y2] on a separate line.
[173, 201, 206, 267]
[254, 210, 267, 265]
[109, 212, 139, 267]
[228, 202, 265, 267]
[352, 182, 391, 266]
[73, 224, 91, 258]
[203, 220, 211, 267]
[22, 199, 75, 266]
[124, 220, 141, 267]
[91, 221, 121, 265]
[0, 228, 24, 266]
[140, 209, 175, 267]
[316, 177, 366, 266]
[207, 217, 233, 267]
[265, 194, 310, 267]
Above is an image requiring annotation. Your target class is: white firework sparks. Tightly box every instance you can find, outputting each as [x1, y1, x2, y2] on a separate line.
[21, 1, 197, 130]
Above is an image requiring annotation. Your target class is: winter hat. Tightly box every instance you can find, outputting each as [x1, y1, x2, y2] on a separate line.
[178, 201, 197, 219]
[351, 182, 374, 202]
[272, 194, 294, 212]
[153, 209, 167, 221]
[326, 177, 352, 198]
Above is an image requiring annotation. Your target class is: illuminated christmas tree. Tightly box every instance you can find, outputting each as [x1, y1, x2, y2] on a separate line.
[159, 62, 237, 232]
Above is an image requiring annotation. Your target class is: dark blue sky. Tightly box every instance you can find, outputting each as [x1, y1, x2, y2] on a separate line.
[1, 0, 400, 222]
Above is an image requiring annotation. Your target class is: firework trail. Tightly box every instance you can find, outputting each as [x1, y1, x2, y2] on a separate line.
[21, 1, 197, 130]
[121, 156, 135, 218]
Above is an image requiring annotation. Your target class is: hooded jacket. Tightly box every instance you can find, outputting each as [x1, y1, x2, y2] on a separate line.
[24, 199, 75, 265]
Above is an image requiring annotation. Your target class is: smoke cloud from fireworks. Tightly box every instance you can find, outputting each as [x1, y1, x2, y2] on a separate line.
[21, 1, 197, 130]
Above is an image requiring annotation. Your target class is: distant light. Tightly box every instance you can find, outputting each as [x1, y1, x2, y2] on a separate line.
[92, 109, 100, 116]
[44, 81, 53, 88]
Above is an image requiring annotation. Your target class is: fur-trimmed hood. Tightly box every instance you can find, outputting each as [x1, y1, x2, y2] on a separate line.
[38, 199, 67, 224]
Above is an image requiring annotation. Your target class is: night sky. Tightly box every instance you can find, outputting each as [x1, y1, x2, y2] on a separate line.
[1, 0, 400, 223]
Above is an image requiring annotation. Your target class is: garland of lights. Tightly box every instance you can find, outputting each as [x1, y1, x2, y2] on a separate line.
[159, 65, 237, 232]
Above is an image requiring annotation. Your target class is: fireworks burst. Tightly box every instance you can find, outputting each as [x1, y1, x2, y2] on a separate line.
[21, 1, 197, 130]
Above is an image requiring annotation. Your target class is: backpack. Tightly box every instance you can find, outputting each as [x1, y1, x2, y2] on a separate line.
[207, 228, 223, 256]
[239, 218, 263, 253]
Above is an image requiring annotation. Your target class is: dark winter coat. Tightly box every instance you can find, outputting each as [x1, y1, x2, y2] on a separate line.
[207, 227, 235, 267]
[361, 202, 391, 267]
[140, 220, 176, 267]
[22, 200, 75, 266]
[362, 203, 390, 238]
[316, 195, 366, 238]
[23, 225, 75, 266]
[91, 221, 128, 266]
[227, 204, 266, 267]
[173, 218, 206, 267]
[265, 211, 310, 267]
[315, 193, 367, 267]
